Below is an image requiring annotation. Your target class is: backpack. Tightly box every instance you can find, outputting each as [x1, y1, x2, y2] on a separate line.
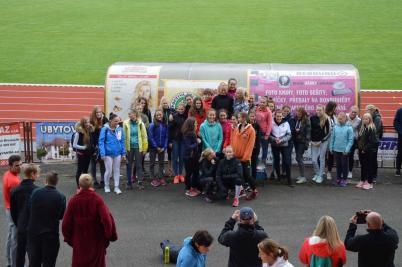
[160, 239, 182, 264]
[310, 254, 332, 267]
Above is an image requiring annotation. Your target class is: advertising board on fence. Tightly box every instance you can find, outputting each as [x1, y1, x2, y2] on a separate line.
[378, 133, 398, 164]
[248, 69, 358, 113]
[36, 122, 76, 161]
[0, 123, 21, 166]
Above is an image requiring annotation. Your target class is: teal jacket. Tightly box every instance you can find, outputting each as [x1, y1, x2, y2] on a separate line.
[200, 120, 223, 153]
[329, 123, 354, 153]
[176, 237, 207, 267]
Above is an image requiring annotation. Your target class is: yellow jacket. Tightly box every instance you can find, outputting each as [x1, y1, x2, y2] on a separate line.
[123, 119, 148, 153]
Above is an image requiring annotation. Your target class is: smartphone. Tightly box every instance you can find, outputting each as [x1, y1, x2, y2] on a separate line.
[356, 211, 367, 224]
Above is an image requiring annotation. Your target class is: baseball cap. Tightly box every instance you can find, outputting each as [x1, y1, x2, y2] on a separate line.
[240, 207, 254, 221]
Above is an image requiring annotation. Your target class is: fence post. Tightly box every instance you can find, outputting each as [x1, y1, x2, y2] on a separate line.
[23, 122, 34, 163]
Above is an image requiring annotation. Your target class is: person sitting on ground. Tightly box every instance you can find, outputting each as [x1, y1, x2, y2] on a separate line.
[344, 210, 399, 267]
[199, 148, 219, 203]
[176, 230, 214, 267]
[299, 215, 346, 267]
[218, 207, 268, 267]
[215, 146, 243, 207]
[258, 238, 294, 267]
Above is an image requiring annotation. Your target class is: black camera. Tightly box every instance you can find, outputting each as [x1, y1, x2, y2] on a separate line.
[356, 211, 368, 224]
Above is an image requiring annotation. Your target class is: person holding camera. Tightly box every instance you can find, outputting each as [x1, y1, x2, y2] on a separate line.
[344, 211, 399, 267]
[218, 207, 268, 267]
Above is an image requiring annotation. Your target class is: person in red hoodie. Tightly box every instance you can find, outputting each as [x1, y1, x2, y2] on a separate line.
[62, 174, 117, 267]
[256, 96, 273, 165]
[299, 215, 346, 267]
[231, 112, 258, 201]
[219, 109, 232, 153]
[188, 97, 206, 136]
[202, 89, 214, 113]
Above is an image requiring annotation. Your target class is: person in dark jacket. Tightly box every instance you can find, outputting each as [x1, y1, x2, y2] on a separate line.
[10, 164, 39, 267]
[365, 104, 383, 182]
[170, 103, 187, 184]
[218, 207, 268, 267]
[248, 111, 261, 181]
[73, 117, 94, 188]
[182, 117, 201, 197]
[212, 82, 234, 118]
[149, 109, 168, 187]
[27, 171, 66, 267]
[160, 96, 175, 177]
[199, 148, 219, 203]
[216, 147, 244, 207]
[356, 113, 380, 190]
[89, 106, 108, 188]
[290, 107, 311, 184]
[345, 211, 399, 267]
[393, 107, 402, 176]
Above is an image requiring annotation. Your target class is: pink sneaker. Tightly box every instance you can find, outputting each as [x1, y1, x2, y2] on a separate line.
[160, 178, 167, 186]
[356, 181, 364, 188]
[188, 188, 200, 197]
[362, 182, 373, 190]
[151, 179, 161, 187]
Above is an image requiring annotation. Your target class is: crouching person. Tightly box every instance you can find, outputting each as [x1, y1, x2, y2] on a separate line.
[199, 148, 219, 203]
[176, 230, 214, 267]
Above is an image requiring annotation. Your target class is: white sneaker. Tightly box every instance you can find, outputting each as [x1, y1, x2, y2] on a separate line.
[326, 172, 332, 180]
[114, 187, 122, 194]
[296, 177, 307, 184]
[104, 186, 111, 193]
[348, 172, 353, 179]
[312, 175, 318, 182]
[316, 176, 323, 183]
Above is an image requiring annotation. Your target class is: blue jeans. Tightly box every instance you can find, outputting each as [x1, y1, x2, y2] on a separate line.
[259, 132, 269, 162]
[172, 140, 185, 176]
[311, 140, 328, 177]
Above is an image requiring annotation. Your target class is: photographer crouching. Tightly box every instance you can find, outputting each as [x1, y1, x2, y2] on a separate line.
[344, 210, 399, 267]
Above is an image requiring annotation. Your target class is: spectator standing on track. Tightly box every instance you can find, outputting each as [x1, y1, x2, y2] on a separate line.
[299, 215, 346, 267]
[212, 82, 234, 118]
[99, 113, 126, 194]
[219, 109, 232, 153]
[160, 96, 175, 177]
[329, 112, 354, 187]
[233, 88, 249, 114]
[73, 117, 94, 188]
[148, 109, 168, 187]
[123, 109, 148, 190]
[184, 94, 193, 118]
[325, 101, 338, 181]
[218, 207, 268, 267]
[255, 96, 273, 166]
[227, 78, 237, 99]
[393, 107, 402, 176]
[310, 105, 331, 184]
[3, 155, 22, 267]
[248, 94, 257, 112]
[248, 111, 261, 182]
[356, 113, 379, 190]
[202, 89, 214, 113]
[188, 97, 206, 137]
[89, 106, 108, 188]
[282, 105, 293, 177]
[170, 103, 187, 184]
[345, 211, 399, 267]
[365, 104, 383, 183]
[346, 106, 361, 180]
[258, 239, 294, 267]
[200, 109, 223, 156]
[26, 171, 66, 267]
[176, 230, 214, 267]
[62, 174, 117, 267]
[136, 96, 152, 123]
[290, 107, 311, 184]
[10, 164, 39, 267]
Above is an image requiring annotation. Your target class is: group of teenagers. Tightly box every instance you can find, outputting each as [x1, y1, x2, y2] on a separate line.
[73, 78, 387, 207]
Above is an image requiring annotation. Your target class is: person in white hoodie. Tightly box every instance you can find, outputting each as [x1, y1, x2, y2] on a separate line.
[258, 239, 294, 267]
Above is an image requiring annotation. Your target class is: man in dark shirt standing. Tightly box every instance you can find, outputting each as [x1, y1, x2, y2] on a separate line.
[27, 171, 66, 267]
[218, 207, 268, 267]
[345, 210, 399, 267]
[10, 164, 39, 267]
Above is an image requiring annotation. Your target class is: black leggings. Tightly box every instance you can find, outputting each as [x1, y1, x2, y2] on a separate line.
[75, 154, 91, 187]
[184, 157, 199, 190]
[241, 161, 256, 190]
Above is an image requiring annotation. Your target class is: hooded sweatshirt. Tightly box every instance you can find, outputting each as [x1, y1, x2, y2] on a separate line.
[231, 123, 256, 161]
[299, 236, 346, 267]
[98, 123, 126, 158]
[263, 256, 294, 267]
[176, 237, 207, 267]
[220, 120, 232, 149]
[256, 106, 273, 138]
[200, 120, 223, 152]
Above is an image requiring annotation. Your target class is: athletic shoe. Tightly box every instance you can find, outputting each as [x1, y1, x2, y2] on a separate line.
[104, 186, 111, 193]
[179, 175, 185, 183]
[239, 190, 247, 198]
[296, 177, 307, 184]
[203, 196, 213, 203]
[185, 190, 191, 196]
[189, 188, 200, 197]
[173, 176, 180, 184]
[326, 172, 332, 180]
[312, 175, 318, 182]
[151, 179, 161, 187]
[160, 178, 167, 186]
[339, 179, 347, 187]
[192, 188, 201, 195]
[396, 170, 401, 176]
[232, 197, 239, 207]
[137, 182, 145, 190]
[315, 176, 323, 183]
[246, 190, 258, 201]
[348, 172, 353, 179]
[355, 181, 364, 188]
[94, 181, 100, 188]
[114, 187, 122, 194]
[362, 182, 373, 190]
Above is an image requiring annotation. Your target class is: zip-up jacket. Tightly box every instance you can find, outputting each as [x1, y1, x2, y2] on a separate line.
[99, 124, 126, 158]
[329, 123, 354, 153]
[200, 120, 223, 153]
[123, 119, 148, 153]
[269, 119, 291, 147]
[231, 123, 256, 162]
[148, 122, 168, 150]
[310, 115, 330, 142]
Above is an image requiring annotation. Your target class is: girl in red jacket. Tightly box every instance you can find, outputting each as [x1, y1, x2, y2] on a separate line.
[188, 97, 206, 136]
[256, 96, 273, 165]
[299, 215, 346, 267]
[219, 109, 232, 153]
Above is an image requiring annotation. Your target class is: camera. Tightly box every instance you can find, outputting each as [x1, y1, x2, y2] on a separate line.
[356, 211, 368, 224]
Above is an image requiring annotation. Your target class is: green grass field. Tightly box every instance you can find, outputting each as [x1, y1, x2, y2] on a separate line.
[1, 0, 401, 89]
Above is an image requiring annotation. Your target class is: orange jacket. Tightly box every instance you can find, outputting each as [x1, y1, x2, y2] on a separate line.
[231, 123, 256, 162]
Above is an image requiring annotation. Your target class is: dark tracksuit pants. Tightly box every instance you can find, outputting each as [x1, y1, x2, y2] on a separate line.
[272, 146, 291, 185]
[359, 150, 377, 183]
[397, 134, 402, 171]
[28, 234, 60, 267]
[75, 153, 91, 187]
[251, 146, 260, 179]
[90, 157, 105, 184]
[16, 233, 27, 267]
[334, 152, 349, 180]
[241, 161, 256, 190]
[348, 140, 357, 172]
[184, 156, 199, 190]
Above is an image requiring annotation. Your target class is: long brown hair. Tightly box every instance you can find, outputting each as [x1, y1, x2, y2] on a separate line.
[181, 117, 197, 136]
[258, 239, 289, 261]
[78, 117, 91, 145]
[296, 106, 309, 125]
[90, 106, 103, 130]
[189, 97, 205, 117]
